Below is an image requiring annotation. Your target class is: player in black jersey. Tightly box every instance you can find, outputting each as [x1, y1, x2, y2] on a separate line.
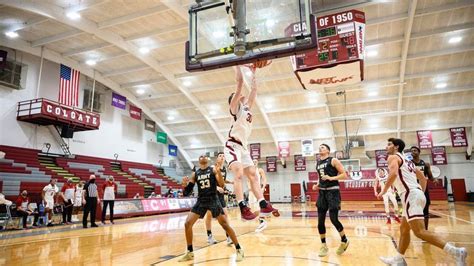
[312, 144, 349, 257]
[410, 146, 437, 230]
[204, 152, 234, 245]
[179, 155, 243, 262]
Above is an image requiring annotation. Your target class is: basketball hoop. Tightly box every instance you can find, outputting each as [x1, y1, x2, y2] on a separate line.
[243, 60, 272, 70]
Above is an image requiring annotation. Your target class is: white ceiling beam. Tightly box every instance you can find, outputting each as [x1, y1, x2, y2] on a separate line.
[96, 51, 129, 62]
[0, 34, 195, 169]
[396, 0, 417, 138]
[62, 43, 112, 57]
[120, 77, 167, 88]
[31, 29, 83, 47]
[66, 0, 109, 13]
[124, 23, 188, 41]
[8, 16, 48, 32]
[163, 117, 207, 125]
[174, 130, 216, 137]
[102, 65, 150, 77]
[137, 92, 183, 101]
[152, 104, 194, 113]
[314, 0, 387, 16]
[415, 0, 474, 17]
[189, 81, 235, 93]
[97, 4, 168, 29]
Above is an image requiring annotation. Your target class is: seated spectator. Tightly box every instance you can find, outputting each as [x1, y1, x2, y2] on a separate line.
[15, 190, 39, 229]
[166, 188, 173, 198]
[148, 192, 156, 198]
[133, 193, 140, 199]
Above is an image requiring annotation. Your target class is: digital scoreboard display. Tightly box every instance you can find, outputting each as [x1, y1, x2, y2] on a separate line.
[288, 10, 366, 70]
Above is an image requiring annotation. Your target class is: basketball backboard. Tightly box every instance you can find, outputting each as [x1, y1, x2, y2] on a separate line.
[186, 0, 316, 71]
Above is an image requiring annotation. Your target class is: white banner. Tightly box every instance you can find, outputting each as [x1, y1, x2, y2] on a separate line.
[301, 139, 314, 157]
[297, 60, 362, 89]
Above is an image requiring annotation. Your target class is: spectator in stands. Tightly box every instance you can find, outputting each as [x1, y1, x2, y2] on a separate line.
[72, 181, 85, 222]
[148, 192, 156, 198]
[42, 178, 59, 227]
[133, 193, 140, 199]
[0, 151, 5, 159]
[166, 187, 173, 198]
[101, 176, 117, 224]
[82, 175, 99, 228]
[61, 179, 75, 224]
[15, 190, 39, 229]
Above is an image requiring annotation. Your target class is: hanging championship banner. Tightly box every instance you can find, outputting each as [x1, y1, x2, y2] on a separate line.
[417, 130, 433, 149]
[157, 131, 167, 144]
[450, 127, 468, 147]
[431, 146, 447, 165]
[266, 156, 277, 172]
[144, 119, 156, 132]
[294, 154, 306, 171]
[301, 139, 314, 157]
[168, 145, 178, 156]
[129, 105, 142, 120]
[375, 150, 388, 168]
[249, 143, 261, 159]
[278, 141, 290, 158]
[111, 92, 126, 110]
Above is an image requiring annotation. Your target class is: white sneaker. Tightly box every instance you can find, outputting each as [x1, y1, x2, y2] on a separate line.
[236, 248, 244, 262]
[451, 247, 467, 266]
[227, 237, 233, 246]
[178, 251, 194, 262]
[255, 220, 267, 233]
[379, 255, 406, 265]
[207, 235, 217, 244]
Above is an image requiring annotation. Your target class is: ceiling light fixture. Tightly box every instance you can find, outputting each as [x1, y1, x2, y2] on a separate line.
[182, 80, 192, 87]
[448, 36, 462, 44]
[139, 47, 150, 54]
[167, 115, 175, 121]
[66, 12, 81, 20]
[5, 31, 19, 38]
[435, 83, 447, 89]
[85, 59, 96, 66]
[136, 88, 145, 95]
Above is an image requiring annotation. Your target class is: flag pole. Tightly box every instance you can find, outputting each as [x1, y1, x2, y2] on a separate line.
[36, 46, 44, 98]
[91, 69, 96, 112]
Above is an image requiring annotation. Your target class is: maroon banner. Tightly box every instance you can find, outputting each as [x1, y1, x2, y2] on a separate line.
[417, 130, 433, 149]
[450, 127, 468, 147]
[249, 143, 261, 159]
[41, 100, 100, 128]
[129, 105, 142, 120]
[294, 154, 306, 171]
[266, 156, 277, 172]
[375, 150, 388, 168]
[308, 172, 319, 181]
[431, 146, 447, 165]
[278, 141, 290, 158]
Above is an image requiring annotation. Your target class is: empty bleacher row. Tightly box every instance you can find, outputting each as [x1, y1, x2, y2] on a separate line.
[0, 145, 182, 201]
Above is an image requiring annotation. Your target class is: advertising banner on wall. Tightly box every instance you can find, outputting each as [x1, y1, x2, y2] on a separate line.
[375, 150, 388, 168]
[294, 154, 306, 171]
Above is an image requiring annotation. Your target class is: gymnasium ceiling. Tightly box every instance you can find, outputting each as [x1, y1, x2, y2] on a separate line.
[0, 0, 473, 168]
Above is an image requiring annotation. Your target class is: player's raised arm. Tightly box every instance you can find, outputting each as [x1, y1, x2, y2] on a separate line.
[230, 67, 244, 115]
[246, 66, 257, 109]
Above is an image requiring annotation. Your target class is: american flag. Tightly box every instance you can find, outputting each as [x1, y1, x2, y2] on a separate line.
[58, 64, 80, 106]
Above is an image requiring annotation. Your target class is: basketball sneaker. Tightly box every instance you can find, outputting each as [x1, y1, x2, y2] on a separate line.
[444, 243, 467, 266]
[241, 206, 257, 220]
[207, 235, 217, 245]
[178, 251, 194, 262]
[386, 217, 391, 224]
[379, 254, 406, 265]
[255, 219, 267, 233]
[336, 240, 349, 255]
[236, 249, 244, 262]
[318, 245, 328, 257]
[260, 202, 280, 217]
[393, 216, 401, 223]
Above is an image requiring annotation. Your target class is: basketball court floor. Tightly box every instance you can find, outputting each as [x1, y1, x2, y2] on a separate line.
[1, 201, 472, 265]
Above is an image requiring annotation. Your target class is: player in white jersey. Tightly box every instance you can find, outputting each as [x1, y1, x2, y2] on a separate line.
[248, 159, 268, 232]
[224, 63, 279, 221]
[378, 138, 467, 265]
[374, 168, 400, 224]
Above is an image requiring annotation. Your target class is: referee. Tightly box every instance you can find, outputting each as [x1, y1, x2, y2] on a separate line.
[82, 175, 100, 228]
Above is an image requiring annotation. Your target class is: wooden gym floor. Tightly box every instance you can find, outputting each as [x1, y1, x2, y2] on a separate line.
[0, 201, 472, 265]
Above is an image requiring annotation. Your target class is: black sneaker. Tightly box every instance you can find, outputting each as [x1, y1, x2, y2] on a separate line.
[47, 223, 54, 227]
[91, 224, 99, 227]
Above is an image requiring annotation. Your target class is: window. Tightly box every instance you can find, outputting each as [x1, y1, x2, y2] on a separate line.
[0, 60, 26, 90]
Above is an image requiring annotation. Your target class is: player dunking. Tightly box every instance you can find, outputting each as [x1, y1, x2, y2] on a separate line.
[224, 63, 279, 220]
[374, 168, 401, 224]
[378, 138, 467, 265]
[204, 152, 234, 245]
[312, 144, 349, 257]
[410, 146, 436, 230]
[179, 155, 243, 262]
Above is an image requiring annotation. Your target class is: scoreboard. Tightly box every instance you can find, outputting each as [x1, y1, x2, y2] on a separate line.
[286, 10, 366, 71]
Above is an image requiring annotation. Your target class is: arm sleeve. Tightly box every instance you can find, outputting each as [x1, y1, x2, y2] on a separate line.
[183, 182, 195, 196]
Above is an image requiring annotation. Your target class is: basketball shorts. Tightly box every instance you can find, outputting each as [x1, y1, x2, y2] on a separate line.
[191, 196, 224, 218]
[400, 189, 426, 221]
[316, 189, 341, 212]
[218, 192, 226, 208]
[224, 140, 253, 169]
[45, 199, 54, 209]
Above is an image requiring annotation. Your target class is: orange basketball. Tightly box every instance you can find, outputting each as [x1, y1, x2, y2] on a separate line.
[253, 60, 271, 68]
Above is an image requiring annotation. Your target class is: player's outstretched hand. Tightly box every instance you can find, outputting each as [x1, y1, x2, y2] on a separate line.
[182, 176, 189, 187]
